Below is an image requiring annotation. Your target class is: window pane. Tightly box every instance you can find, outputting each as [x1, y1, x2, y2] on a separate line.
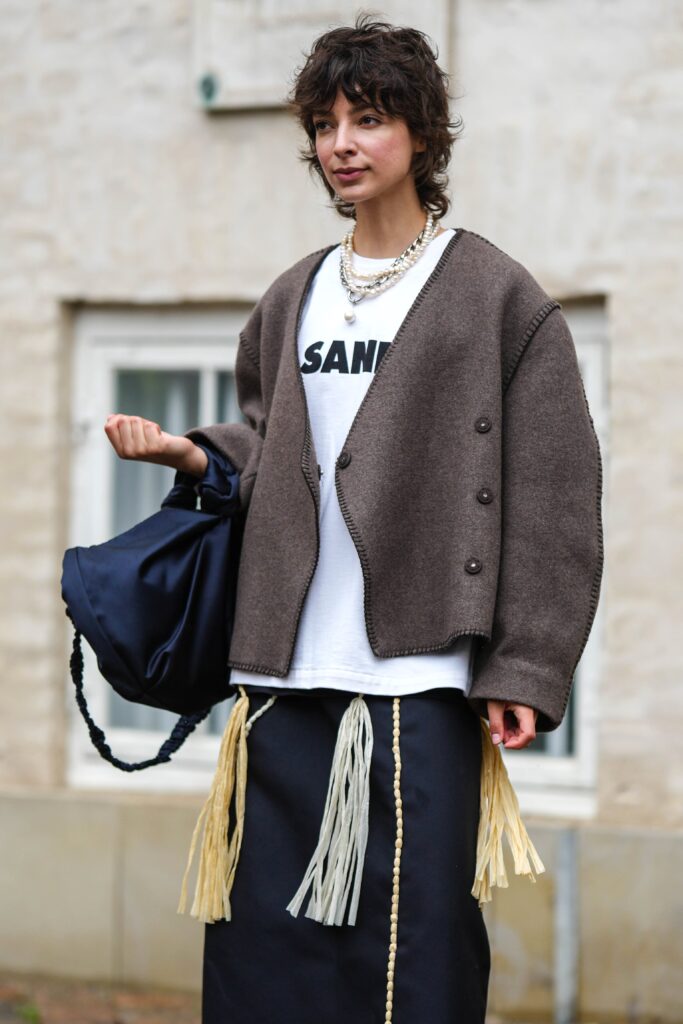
[109, 369, 200, 731]
[217, 369, 245, 425]
[111, 369, 200, 533]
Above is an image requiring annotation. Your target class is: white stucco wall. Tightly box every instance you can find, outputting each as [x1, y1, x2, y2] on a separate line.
[0, 0, 680, 820]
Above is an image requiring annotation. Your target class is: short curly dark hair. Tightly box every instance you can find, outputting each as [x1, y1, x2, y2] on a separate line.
[285, 10, 464, 221]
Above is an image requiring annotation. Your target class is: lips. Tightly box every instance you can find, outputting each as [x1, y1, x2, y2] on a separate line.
[334, 168, 366, 181]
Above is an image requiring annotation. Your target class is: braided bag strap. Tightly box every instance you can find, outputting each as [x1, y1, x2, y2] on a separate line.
[66, 608, 211, 772]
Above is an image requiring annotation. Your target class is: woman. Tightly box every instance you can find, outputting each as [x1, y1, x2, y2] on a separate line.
[104, 14, 603, 1024]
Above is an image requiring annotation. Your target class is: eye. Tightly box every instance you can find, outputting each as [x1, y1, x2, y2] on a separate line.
[313, 119, 329, 132]
[360, 115, 381, 125]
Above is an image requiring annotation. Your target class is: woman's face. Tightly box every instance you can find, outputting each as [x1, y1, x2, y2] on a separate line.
[313, 89, 425, 209]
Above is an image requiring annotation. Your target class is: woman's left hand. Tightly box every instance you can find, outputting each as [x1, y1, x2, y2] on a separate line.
[486, 700, 539, 750]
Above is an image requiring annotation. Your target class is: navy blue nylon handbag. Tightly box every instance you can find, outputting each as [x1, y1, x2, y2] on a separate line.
[60, 442, 242, 771]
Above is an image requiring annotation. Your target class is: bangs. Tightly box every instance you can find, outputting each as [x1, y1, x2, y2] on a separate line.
[304, 70, 401, 133]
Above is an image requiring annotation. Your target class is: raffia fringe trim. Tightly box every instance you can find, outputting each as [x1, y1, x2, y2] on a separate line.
[286, 692, 373, 926]
[176, 685, 277, 924]
[177, 689, 544, 925]
[471, 715, 546, 907]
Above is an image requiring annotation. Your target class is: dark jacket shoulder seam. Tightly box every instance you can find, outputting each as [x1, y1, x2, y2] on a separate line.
[503, 299, 562, 394]
[239, 329, 261, 369]
[462, 228, 518, 261]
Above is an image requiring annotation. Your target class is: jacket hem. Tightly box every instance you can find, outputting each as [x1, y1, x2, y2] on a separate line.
[372, 627, 492, 658]
[227, 627, 492, 677]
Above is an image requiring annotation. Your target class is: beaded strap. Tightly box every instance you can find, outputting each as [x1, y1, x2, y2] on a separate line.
[384, 696, 403, 1024]
[246, 693, 278, 731]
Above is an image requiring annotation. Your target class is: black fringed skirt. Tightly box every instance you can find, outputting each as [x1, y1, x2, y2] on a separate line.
[201, 684, 491, 1024]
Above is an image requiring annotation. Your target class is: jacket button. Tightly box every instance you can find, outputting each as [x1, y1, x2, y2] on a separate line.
[476, 487, 494, 504]
[338, 450, 352, 469]
[475, 416, 492, 433]
[465, 557, 482, 574]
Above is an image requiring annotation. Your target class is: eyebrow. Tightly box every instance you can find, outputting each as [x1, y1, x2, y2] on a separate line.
[312, 100, 381, 116]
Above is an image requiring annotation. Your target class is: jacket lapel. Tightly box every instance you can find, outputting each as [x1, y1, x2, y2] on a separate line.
[289, 243, 337, 509]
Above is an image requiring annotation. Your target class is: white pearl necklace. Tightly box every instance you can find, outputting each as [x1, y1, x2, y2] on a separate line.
[339, 211, 439, 324]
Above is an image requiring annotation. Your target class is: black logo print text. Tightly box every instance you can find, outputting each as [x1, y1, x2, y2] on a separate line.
[301, 339, 391, 375]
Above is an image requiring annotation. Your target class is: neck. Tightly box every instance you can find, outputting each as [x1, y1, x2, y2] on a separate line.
[350, 197, 440, 258]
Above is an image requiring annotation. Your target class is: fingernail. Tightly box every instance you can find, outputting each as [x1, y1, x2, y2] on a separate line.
[491, 732, 501, 744]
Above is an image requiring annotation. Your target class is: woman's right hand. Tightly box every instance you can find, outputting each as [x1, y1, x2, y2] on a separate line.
[103, 413, 208, 477]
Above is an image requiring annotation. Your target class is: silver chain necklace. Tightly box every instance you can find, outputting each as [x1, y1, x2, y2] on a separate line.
[338, 211, 438, 324]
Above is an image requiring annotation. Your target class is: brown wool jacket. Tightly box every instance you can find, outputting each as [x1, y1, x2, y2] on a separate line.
[184, 228, 604, 733]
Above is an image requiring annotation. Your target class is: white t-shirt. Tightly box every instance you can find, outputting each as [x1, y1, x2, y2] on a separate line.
[231, 227, 476, 697]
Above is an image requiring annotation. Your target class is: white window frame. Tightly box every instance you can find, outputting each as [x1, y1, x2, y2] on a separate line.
[67, 307, 248, 793]
[505, 302, 609, 819]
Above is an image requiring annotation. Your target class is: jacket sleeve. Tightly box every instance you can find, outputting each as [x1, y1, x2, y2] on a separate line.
[182, 308, 265, 516]
[467, 305, 604, 733]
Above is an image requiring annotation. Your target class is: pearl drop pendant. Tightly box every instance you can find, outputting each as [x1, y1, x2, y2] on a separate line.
[344, 305, 356, 324]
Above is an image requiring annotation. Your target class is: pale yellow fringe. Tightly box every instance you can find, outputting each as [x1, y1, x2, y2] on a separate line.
[176, 685, 277, 924]
[471, 716, 546, 907]
[286, 692, 373, 926]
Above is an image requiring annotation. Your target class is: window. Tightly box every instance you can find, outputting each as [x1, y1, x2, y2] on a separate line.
[67, 307, 251, 792]
[192, 0, 446, 110]
[504, 300, 609, 819]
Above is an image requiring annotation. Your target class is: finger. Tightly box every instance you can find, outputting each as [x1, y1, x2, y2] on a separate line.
[104, 415, 124, 456]
[103, 413, 118, 436]
[129, 415, 148, 455]
[502, 707, 536, 747]
[518, 707, 537, 733]
[487, 700, 506, 745]
[503, 729, 536, 749]
[503, 706, 521, 736]
[130, 414, 154, 457]
[118, 416, 136, 457]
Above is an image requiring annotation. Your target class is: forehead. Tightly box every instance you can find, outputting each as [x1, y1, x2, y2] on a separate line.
[312, 90, 385, 116]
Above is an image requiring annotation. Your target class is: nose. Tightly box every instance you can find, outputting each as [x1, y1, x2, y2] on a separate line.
[333, 121, 357, 157]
